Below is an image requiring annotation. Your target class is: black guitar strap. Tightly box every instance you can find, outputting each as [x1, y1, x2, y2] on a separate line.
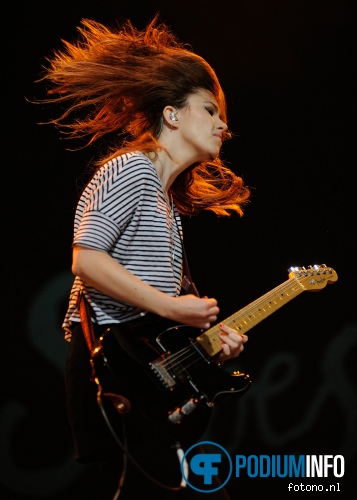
[176, 211, 200, 297]
[181, 242, 200, 297]
[76, 287, 95, 351]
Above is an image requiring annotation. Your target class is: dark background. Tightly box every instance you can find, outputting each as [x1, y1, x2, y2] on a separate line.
[2, 0, 355, 498]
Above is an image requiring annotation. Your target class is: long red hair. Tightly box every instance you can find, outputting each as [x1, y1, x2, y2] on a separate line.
[36, 15, 250, 216]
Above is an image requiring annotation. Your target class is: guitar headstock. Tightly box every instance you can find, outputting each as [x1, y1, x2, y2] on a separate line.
[288, 264, 338, 291]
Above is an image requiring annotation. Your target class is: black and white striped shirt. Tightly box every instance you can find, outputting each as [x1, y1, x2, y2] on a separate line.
[62, 152, 183, 340]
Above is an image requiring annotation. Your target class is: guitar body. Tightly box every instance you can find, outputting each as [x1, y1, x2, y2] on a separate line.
[91, 322, 250, 447]
[90, 264, 337, 448]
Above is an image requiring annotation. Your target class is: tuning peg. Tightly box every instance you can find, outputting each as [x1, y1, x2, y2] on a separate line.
[288, 266, 301, 272]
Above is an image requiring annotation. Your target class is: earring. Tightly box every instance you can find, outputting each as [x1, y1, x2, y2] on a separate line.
[170, 111, 178, 121]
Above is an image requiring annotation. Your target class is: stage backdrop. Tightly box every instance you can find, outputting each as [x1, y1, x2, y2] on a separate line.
[2, 1, 355, 498]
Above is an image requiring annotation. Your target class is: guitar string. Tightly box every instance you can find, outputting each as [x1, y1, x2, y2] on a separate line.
[154, 277, 306, 375]
[154, 279, 300, 375]
[155, 280, 298, 369]
[203, 267, 332, 343]
[156, 268, 330, 375]
[154, 342, 208, 373]
[211, 278, 301, 331]
[204, 278, 303, 344]
[237, 267, 331, 323]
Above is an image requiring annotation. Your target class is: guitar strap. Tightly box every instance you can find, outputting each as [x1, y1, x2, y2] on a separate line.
[76, 287, 95, 352]
[181, 245, 200, 297]
[179, 228, 200, 297]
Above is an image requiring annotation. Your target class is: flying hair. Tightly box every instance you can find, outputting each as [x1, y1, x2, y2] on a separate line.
[35, 14, 250, 216]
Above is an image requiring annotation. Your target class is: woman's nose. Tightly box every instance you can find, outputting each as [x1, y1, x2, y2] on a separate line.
[219, 119, 228, 130]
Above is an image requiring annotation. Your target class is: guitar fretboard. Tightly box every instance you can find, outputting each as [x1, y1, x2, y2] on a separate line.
[197, 265, 337, 357]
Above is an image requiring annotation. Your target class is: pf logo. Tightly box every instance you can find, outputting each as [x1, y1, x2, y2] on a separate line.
[181, 441, 233, 493]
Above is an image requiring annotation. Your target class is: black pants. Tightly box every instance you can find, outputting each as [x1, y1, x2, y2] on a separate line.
[66, 318, 231, 499]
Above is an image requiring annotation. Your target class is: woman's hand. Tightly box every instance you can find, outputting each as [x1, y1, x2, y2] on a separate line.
[169, 294, 219, 330]
[216, 323, 248, 364]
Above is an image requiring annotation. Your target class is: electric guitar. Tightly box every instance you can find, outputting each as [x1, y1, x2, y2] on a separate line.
[91, 264, 338, 446]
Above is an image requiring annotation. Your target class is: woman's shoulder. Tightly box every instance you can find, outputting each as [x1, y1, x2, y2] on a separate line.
[88, 152, 155, 184]
[85, 152, 160, 198]
[107, 151, 154, 174]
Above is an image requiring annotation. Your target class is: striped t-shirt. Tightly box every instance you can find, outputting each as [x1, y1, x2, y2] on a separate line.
[62, 151, 183, 341]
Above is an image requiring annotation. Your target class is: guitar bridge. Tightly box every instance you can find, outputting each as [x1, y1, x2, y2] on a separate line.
[150, 352, 190, 389]
[149, 356, 176, 388]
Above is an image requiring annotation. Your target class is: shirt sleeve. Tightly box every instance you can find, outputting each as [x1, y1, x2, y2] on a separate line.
[72, 153, 158, 252]
[73, 210, 121, 251]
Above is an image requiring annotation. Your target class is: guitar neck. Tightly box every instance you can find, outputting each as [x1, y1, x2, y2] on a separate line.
[197, 276, 305, 358]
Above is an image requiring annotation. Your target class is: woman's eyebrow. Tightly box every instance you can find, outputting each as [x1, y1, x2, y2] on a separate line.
[203, 100, 225, 120]
[203, 100, 220, 113]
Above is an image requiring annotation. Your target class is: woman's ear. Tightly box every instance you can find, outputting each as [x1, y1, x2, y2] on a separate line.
[163, 106, 179, 127]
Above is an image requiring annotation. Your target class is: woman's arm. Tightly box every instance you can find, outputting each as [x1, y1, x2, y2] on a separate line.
[73, 246, 248, 360]
[72, 246, 219, 330]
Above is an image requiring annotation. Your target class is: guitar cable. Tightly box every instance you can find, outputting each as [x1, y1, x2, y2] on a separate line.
[96, 390, 188, 495]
